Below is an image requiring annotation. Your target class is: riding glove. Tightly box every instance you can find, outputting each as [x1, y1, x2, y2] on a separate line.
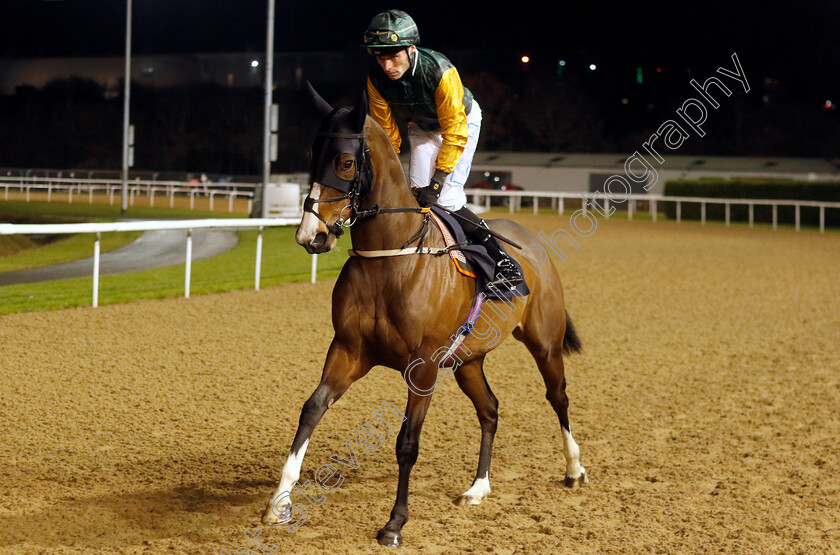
[412, 170, 448, 207]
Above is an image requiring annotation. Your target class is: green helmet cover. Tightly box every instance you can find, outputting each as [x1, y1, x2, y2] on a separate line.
[362, 9, 420, 54]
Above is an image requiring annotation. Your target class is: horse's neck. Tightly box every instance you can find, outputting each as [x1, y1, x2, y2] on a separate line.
[350, 127, 429, 252]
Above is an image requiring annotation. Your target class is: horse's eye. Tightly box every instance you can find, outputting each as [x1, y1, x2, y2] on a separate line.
[333, 155, 355, 177]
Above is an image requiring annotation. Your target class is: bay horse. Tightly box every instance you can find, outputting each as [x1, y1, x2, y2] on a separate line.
[262, 85, 585, 548]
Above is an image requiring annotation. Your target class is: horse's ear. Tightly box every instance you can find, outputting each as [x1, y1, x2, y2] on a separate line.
[349, 89, 368, 134]
[306, 81, 333, 116]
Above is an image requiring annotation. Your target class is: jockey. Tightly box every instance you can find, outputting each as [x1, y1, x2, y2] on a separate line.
[362, 9, 523, 286]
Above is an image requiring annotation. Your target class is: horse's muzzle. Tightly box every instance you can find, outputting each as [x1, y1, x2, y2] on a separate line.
[300, 231, 334, 254]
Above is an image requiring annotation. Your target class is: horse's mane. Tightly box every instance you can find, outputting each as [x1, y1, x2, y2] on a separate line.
[363, 115, 410, 193]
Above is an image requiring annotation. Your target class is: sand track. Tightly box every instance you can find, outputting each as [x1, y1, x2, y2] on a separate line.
[1, 216, 839, 554]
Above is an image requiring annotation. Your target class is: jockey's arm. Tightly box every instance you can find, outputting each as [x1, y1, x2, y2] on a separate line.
[367, 77, 402, 154]
[433, 66, 469, 175]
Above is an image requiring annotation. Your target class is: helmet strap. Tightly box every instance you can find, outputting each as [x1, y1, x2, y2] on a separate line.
[409, 46, 419, 76]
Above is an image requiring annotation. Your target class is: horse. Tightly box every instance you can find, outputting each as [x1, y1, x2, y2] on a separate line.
[261, 85, 586, 548]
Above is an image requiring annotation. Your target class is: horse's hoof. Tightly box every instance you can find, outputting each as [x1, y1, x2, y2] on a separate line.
[261, 502, 292, 525]
[564, 470, 586, 489]
[376, 528, 402, 548]
[453, 494, 481, 506]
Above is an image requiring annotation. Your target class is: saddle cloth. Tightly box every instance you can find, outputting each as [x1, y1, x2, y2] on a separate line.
[429, 206, 530, 301]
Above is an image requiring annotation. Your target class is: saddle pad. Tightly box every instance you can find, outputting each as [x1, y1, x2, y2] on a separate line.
[429, 210, 477, 278]
[429, 206, 530, 301]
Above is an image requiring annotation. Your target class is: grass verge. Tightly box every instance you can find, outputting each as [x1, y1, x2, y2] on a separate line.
[0, 200, 242, 273]
[0, 226, 347, 315]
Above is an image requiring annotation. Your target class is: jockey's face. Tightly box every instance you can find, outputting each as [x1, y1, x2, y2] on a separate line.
[376, 46, 414, 80]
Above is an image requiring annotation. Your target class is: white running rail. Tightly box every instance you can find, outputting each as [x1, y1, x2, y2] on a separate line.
[465, 189, 840, 233]
[0, 218, 312, 308]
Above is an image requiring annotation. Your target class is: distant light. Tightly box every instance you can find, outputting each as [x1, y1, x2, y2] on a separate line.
[621, 98, 629, 105]
[558, 59, 566, 66]
[589, 64, 596, 71]
[250, 60, 260, 68]
[826, 100, 833, 109]
[656, 67, 662, 73]
[521, 56, 530, 63]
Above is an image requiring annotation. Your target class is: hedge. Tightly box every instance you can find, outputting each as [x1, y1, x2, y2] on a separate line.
[661, 179, 840, 227]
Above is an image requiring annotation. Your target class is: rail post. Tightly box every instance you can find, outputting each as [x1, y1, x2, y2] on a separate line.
[93, 232, 101, 308]
[185, 229, 193, 299]
[255, 226, 263, 291]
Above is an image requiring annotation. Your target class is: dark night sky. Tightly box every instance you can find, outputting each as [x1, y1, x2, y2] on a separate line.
[1, 0, 838, 101]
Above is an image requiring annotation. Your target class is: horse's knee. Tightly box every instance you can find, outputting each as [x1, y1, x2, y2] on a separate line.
[299, 393, 329, 428]
[479, 395, 499, 432]
[395, 436, 419, 467]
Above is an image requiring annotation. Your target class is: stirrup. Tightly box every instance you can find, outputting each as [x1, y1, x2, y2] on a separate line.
[488, 258, 524, 287]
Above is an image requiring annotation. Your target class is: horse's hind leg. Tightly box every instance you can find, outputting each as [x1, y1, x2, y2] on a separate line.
[517, 322, 586, 488]
[262, 339, 369, 525]
[452, 355, 497, 505]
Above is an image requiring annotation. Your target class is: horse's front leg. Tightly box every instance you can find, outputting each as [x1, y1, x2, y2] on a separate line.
[262, 340, 368, 525]
[376, 384, 434, 548]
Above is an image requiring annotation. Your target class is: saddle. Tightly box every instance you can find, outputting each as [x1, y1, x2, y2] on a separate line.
[429, 206, 530, 301]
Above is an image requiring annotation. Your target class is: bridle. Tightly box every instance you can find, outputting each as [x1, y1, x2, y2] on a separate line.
[302, 125, 374, 238]
[303, 114, 432, 248]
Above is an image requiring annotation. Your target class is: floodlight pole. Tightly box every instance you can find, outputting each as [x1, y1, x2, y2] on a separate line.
[255, 0, 276, 218]
[121, 0, 132, 213]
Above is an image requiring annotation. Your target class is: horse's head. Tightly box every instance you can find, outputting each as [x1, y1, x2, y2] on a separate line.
[296, 83, 372, 254]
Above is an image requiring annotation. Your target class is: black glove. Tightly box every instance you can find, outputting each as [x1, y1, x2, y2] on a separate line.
[412, 170, 448, 208]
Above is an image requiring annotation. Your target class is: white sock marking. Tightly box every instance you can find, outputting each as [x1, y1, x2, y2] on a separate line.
[270, 439, 310, 510]
[460, 472, 491, 504]
[562, 428, 584, 479]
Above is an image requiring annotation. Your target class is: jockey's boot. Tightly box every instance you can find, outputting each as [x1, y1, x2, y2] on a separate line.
[455, 207, 524, 288]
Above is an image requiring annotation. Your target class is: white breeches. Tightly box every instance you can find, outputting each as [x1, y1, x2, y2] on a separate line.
[408, 101, 482, 211]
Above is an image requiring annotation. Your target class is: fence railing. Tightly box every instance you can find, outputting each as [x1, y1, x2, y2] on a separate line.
[0, 176, 256, 213]
[465, 189, 840, 233]
[5, 178, 837, 233]
[0, 218, 310, 307]
[3, 185, 837, 307]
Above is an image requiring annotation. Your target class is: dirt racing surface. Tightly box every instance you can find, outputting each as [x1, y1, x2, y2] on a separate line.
[1, 216, 839, 554]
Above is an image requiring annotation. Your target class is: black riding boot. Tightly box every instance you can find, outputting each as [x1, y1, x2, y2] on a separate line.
[455, 207, 524, 287]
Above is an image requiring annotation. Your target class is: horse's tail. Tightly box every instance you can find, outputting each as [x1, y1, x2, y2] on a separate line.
[562, 310, 583, 355]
